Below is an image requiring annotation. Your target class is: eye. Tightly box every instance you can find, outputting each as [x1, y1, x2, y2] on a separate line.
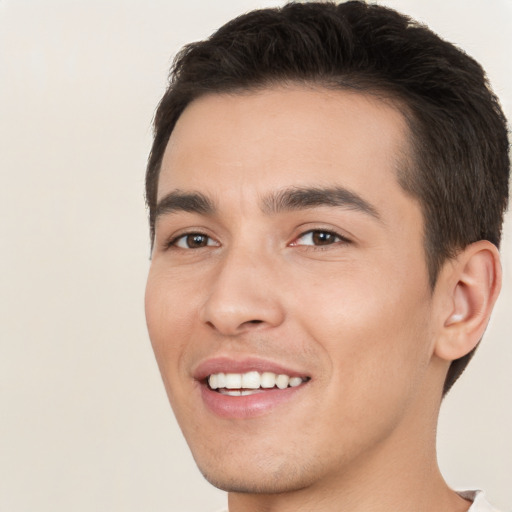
[171, 233, 218, 249]
[292, 229, 347, 247]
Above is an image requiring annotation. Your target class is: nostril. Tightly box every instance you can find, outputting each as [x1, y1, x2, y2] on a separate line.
[204, 318, 263, 333]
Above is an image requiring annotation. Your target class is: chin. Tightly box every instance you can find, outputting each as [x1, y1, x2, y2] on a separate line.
[194, 451, 319, 495]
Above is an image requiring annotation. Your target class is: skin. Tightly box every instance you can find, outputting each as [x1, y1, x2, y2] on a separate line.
[145, 86, 479, 512]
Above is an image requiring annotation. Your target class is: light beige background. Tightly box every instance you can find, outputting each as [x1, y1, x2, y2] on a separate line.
[0, 1, 510, 511]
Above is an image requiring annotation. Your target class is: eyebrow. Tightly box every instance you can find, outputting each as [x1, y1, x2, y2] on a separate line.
[154, 185, 381, 222]
[261, 186, 381, 220]
[155, 190, 215, 220]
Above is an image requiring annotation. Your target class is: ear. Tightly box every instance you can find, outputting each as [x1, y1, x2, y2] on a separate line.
[434, 240, 502, 362]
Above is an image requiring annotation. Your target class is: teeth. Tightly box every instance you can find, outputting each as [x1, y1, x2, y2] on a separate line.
[216, 372, 226, 388]
[208, 371, 307, 391]
[261, 371, 276, 388]
[289, 376, 303, 387]
[241, 371, 260, 389]
[225, 373, 242, 389]
[276, 374, 289, 389]
[209, 373, 218, 389]
[219, 389, 263, 396]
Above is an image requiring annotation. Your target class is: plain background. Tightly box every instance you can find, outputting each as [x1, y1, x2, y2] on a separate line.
[0, 1, 510, 511]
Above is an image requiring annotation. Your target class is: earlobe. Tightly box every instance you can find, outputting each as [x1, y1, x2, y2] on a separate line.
[434, 240, 502, 362]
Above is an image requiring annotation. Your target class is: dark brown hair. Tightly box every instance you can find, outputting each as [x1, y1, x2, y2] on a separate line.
[146, 1, 510, 394]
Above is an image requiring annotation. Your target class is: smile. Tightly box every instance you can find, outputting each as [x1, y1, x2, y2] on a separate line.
[208, 371, 308, 396]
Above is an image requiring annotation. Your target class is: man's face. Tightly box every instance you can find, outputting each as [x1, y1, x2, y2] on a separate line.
[145, 86, 441, 493]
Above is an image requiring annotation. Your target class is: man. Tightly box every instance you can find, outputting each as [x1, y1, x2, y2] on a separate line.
[144, 2, 509, 511]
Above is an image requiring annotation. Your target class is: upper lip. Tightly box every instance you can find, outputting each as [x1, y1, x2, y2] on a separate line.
[193, 356, 310, 381]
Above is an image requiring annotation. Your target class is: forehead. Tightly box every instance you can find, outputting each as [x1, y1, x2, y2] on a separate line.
[158, 85, 412, 217]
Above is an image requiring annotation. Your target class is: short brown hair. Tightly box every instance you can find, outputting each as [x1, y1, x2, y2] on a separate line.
[146, 1, 510, 394]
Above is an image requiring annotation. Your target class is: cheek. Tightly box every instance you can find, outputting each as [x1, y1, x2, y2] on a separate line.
[292, 262, 433, 392]
[145, 268, 201, 420]
[145, 267, 193, 373]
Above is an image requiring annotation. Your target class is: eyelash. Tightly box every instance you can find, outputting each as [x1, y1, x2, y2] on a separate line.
[166, 229, 350, 250]
[291, 229, 351, 248]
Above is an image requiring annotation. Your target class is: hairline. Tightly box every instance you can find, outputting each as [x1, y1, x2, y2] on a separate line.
[148, 78, 439, 287]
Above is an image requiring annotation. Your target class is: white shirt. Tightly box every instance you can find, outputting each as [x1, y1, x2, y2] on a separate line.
[461, 490, 502, 512]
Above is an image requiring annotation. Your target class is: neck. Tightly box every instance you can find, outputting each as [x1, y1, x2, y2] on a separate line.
[228, 447, 468, 512]
[227, 371, 471, 512]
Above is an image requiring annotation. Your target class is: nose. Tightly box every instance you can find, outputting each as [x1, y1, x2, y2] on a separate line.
[199, 245, 285, 336]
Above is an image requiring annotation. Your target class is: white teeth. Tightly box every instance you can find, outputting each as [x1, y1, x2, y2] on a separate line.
[219, 389, 263, 396]
[289, 376, 303, 387]
[225, 373, 242, 389]
[240, 389, 259, 396]
[261, 372, 276, 388]
[276, 374, 290, 389]
[207, 371, 307, 392]
[241, 371, 261, 389]
[208, 372, 224, 390]
[216, 373, 226, 388]
[209, 373, 218, 389]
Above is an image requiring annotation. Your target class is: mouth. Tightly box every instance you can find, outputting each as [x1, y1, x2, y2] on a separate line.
[207, 371, 310, 396]
[194, 359, 311, 418]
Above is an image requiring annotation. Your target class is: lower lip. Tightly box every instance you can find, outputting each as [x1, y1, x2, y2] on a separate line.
[199, 383, 306, 419]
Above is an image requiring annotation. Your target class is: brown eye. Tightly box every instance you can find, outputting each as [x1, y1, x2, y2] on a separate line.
[294, 230, 344, 247]
[186, 234, 208, 248]
[173, 233, 217, 249]
[311, 231, 338, 245]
